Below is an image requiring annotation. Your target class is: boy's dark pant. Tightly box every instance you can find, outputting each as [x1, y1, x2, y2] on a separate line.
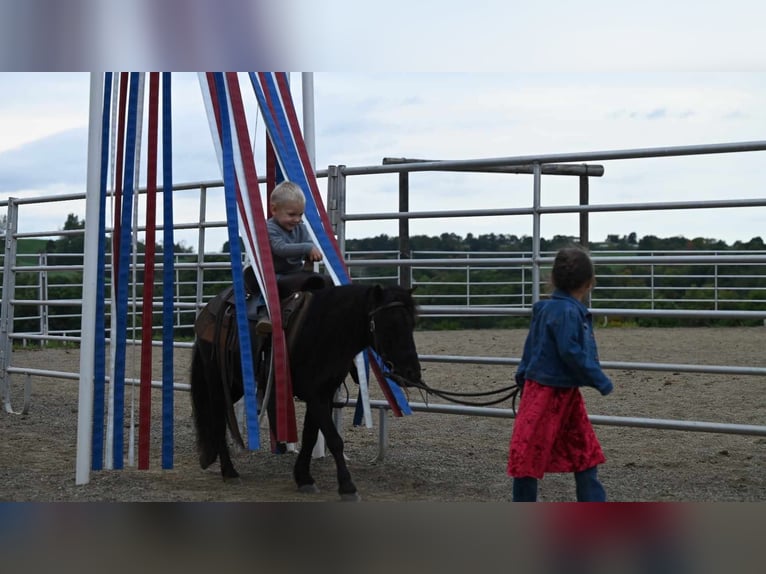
[512, 466, 606, 502]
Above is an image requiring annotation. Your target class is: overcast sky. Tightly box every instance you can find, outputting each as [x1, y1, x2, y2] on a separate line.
[1, 69, 765, 251]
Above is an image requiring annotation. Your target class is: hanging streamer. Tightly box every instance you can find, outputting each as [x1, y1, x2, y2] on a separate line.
[161, 72, 175, 469]
[203, 73, 262, 449]
[222, 73, 296, 444]
[105, 73, 128, 469]
[250, 73, 388, 421]
[138, 73, 159, 469]
[248, 72, 411, 417]
[91, 72, 113, 470]
[83, 71, 407, 474]
[112, 73, 142, 469]
[200, 72, 298, 445]
[92, 72, 175, 471]
[111, 73, 129, 285]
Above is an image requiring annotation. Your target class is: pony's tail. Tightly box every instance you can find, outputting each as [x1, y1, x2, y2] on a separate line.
[190, 340, 217, 469]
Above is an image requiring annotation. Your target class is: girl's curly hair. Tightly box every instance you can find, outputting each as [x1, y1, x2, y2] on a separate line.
[551, 245, 594, 293]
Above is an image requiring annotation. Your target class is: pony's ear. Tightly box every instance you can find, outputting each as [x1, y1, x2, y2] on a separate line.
[372, 284, 384, 301]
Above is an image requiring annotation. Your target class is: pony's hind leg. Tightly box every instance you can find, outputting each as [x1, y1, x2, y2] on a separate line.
[196, 341, 239, 481]
[212, 371, 239, 481]
[210, 394, 239, 480]
[190, 341, 219, 470]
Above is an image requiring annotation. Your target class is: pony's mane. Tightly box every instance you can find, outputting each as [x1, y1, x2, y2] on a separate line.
[320, 283, 418, 319]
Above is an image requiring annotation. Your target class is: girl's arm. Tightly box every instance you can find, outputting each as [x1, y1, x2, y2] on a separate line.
[554, 308, 613, 395]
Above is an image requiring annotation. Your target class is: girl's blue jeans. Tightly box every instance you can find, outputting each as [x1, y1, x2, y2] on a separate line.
[512, 466, 606, 502]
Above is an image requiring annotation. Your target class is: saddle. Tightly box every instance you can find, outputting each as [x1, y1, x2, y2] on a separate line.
[193, 270, 327, 355]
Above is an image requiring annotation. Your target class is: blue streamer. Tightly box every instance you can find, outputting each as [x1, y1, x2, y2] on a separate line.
[212, 73, 260, 449]
[112, 73, 141, 469]
[91, 72, 112, 469]
[248, 73, 349, 283]
[250, 73, 411, 415]
[369, 350, 412, 415]
[161, 72, 174, 468]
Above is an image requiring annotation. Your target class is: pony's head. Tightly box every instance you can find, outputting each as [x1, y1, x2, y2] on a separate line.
[367, 284, 422, 387]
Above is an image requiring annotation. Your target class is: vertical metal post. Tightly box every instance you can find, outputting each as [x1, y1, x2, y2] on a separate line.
[174, 254, 182, 327]
[40, 251, 48, 342]
[301, 73, 316, 167]
[327, 165, 339, 237]
[1, 198, 19, 412]
[398, 171, 411, 288]
[579, 173, 589, 247]
[196, 185, 207, 316]
[466, 265, 471, 307]
[532, 164, 542, 302]
[76, 72, 105, 484]
[521, 267, 526, 307]
[579, 173, 591, 306]
[376, 407, 389, 462]
[336, 166, 347, 255]
[714, 263, 719, 311]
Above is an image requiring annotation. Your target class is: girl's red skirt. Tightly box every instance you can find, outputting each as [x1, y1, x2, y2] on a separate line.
[507, 379, 605, 478]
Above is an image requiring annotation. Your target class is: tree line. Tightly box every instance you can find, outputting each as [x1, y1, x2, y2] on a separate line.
[345, 231, 765, 253]
[345, 232, 766, 329]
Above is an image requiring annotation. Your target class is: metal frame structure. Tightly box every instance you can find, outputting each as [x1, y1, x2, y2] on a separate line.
[2, 138, 766, 451]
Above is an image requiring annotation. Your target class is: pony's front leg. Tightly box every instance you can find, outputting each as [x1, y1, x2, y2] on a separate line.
[315, 398, 358, 501]
[294, 409, 320, 493]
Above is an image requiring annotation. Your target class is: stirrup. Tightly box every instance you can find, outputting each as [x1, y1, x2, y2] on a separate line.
[255, 319, 272, 335]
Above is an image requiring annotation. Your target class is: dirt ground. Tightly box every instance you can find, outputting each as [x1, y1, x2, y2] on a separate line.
[1, 327, 764, 502]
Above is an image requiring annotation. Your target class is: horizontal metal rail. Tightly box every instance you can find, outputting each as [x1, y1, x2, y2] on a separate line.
[381, 157, 606, 177]
[418, 353, 766, 376]
[339, 139, 766, 175]
[4, 366, 191, 392]
[346, 254, 766, 267]
[418, 305, 766, 319]
[356, 400, 766, 443]
[343, 197, 766, 222]
[390, 399, 766, 436]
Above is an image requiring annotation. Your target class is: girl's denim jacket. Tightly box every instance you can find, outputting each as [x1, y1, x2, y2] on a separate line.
[515, 289, 613, 395]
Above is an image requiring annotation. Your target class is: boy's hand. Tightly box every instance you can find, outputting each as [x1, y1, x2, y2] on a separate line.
[308, 247, 323, 262]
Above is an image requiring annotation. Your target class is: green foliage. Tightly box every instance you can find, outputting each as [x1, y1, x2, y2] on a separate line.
[348, 231, 766, 329]
[5, 218, 766, 335]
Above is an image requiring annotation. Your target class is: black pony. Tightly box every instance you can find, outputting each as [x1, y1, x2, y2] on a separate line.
[190, 282, 422, 501]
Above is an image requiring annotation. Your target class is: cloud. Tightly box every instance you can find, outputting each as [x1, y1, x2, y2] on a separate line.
[2, 72, 766, 247]
[0, 128, 87, 192]
[646, 108, 668, 120]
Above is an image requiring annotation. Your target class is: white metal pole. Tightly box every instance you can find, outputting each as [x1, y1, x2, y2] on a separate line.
[76, 73, 104, 485]
[302, 73, 316, 167]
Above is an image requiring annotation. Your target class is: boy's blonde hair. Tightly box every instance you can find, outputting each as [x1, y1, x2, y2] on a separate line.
[270, 181, 306, 207]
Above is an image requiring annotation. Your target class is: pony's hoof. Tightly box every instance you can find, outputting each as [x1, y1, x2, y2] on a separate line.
[222, 468, 240, 481]
[340, 492, 361, 502]
[199, 452, 217, 469]
[298, 483, 320, 494]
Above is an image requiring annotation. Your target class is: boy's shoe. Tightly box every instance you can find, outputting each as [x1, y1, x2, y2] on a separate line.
[255, 319, 272, 335]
